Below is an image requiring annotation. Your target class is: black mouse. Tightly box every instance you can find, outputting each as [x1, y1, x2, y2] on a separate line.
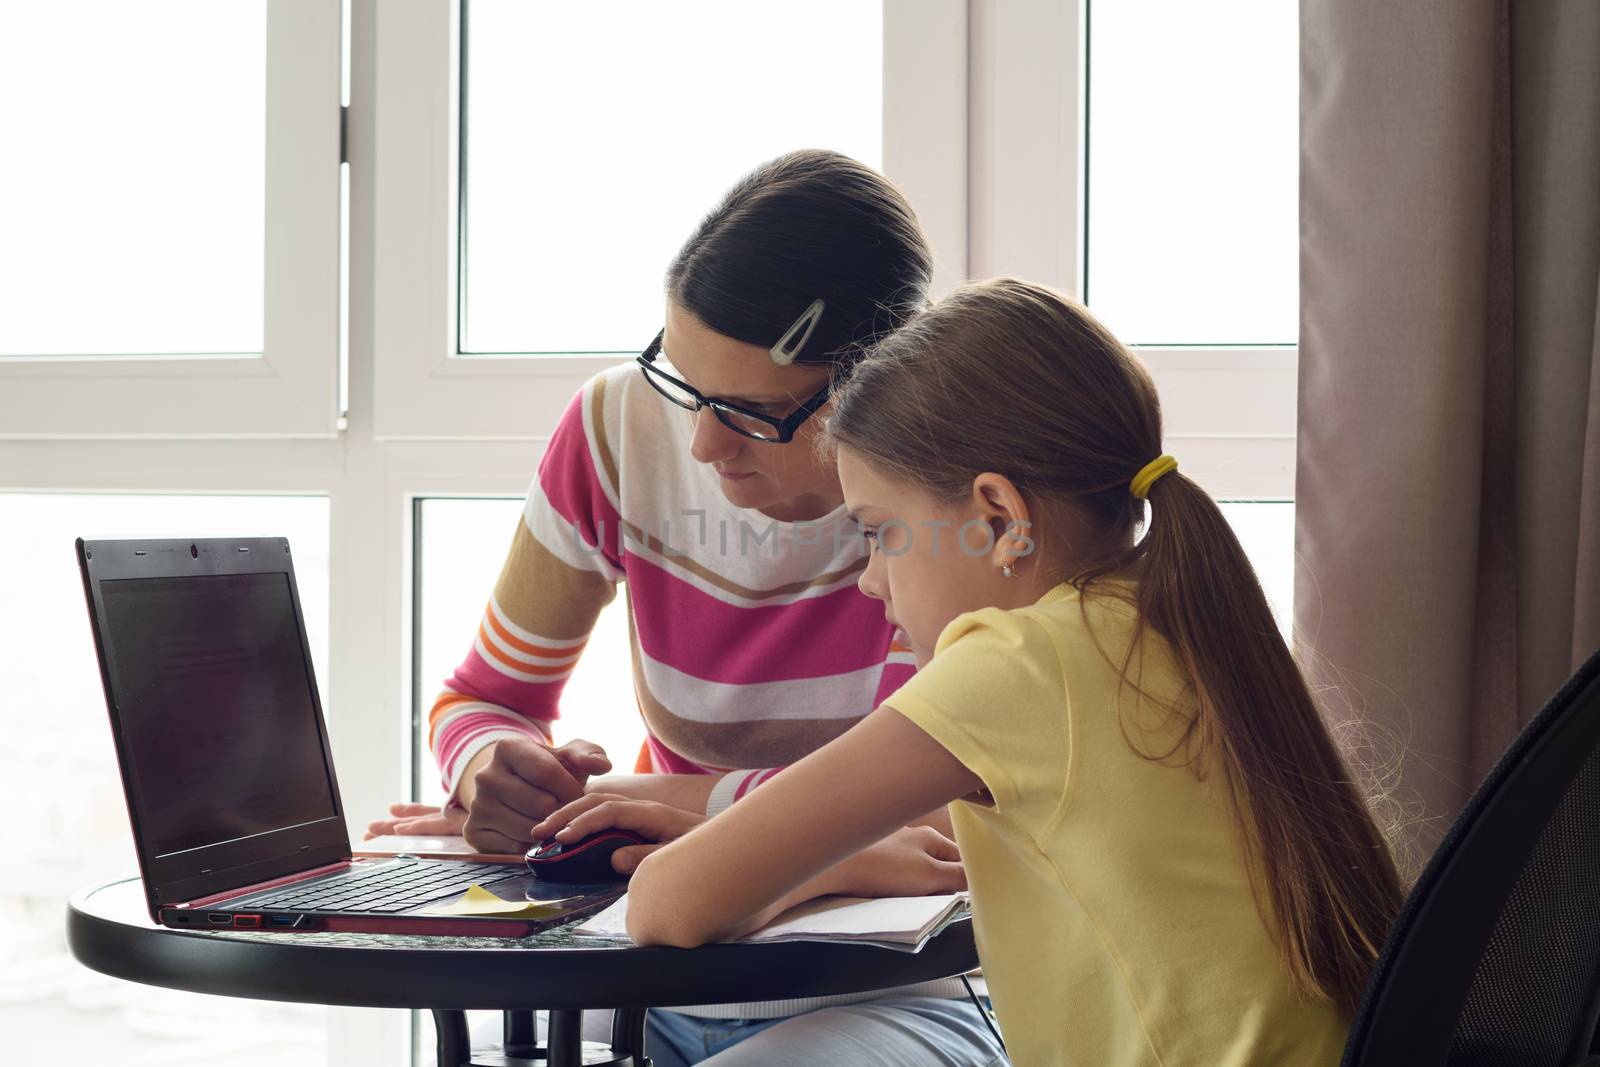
[525, 828, 650, 882]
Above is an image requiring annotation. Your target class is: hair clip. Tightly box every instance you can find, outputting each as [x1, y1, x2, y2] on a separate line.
[769, 299, 826, 366]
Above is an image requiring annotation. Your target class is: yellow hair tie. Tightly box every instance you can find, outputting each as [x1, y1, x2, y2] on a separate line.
[1129, 454, 1178, 499]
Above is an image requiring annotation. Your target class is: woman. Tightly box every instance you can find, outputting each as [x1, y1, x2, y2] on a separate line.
[379, 150, 1005, 1066]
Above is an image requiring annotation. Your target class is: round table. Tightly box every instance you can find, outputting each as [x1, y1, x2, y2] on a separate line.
[69, 877, 979, 1067]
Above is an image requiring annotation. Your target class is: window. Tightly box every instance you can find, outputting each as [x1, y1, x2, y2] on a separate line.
[413, 498, 641, 804]
[372, 1, 960, 439]
[1085, 0, 1297, 345]
[0, 0, 340, 437]
[1080, 0, 1300, 618]
[458, 0, 882, 355]
[970, 0, 1300, 474]
[0, 3, 265, 356]
[0, 493, 329, 1066]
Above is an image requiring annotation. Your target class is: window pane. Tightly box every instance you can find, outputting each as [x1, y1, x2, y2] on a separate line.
[1218, 500, 1294, 639]
[459, 0, 882, 354]
[0, 493, 327, 1065]
[0, 2, 266, 356]
[1086, 0, 1296, 345]
[415, 499, 641, 804]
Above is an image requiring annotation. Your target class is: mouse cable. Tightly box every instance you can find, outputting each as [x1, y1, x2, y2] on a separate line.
[960, 973, 1007, 1057]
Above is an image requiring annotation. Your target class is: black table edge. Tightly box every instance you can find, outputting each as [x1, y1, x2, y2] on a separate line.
[67, 878, 979, 1011]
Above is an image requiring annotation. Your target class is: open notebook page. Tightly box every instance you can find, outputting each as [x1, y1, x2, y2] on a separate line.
[575, 892, 970, 953]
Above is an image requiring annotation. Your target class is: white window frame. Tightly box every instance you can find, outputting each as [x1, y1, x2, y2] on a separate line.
[370, 0, 971, 440]
[968, 0, 1296, 500]
[0, 0, 342, 439]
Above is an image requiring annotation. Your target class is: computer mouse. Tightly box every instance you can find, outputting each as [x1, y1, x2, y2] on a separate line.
[525, 828, 650, 882]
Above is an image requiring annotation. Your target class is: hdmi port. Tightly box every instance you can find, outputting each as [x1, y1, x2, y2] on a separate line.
[208, 913, 231, 925]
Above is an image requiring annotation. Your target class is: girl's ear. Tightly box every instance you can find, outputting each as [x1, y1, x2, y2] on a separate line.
[969, 473, 1035, 572]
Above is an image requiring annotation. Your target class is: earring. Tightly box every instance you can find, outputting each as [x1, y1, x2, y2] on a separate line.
[1002, 560, 1016, 579]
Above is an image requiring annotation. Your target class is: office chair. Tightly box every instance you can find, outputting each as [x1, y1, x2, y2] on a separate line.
[1342, 644, 1600, 1066]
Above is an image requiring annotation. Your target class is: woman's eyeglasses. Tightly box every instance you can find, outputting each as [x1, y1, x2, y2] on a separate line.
[635, 330, 831, 444]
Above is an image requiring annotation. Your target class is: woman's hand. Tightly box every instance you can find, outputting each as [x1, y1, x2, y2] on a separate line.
[363, 802, 467, 840]
[531, 793, 707, 875]
[461, 737, 613, 852]
[826, 825, 967, 898]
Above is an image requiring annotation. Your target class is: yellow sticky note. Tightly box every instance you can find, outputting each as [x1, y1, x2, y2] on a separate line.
[424, 883, 581, 918]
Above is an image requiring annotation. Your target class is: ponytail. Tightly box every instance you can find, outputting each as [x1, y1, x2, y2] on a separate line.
[1130, 471, 1402, 1014]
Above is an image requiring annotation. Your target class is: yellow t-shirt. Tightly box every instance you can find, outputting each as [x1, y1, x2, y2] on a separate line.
[884, 582, 1348, 1066]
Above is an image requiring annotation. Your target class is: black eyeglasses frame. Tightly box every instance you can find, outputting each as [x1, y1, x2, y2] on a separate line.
[635, 330, 832, 444]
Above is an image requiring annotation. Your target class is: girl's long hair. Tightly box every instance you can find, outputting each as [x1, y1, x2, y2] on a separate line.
[826, 278, 1403, 1015]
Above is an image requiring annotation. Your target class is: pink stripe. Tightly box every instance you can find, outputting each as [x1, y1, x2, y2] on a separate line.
[537, 389, 624, 568]
[436, 710, 547, 773]
[645, 734, 717, 775]
[872, 661, 917, 707]
[732, 770, 761, 802]
[447, 649, 568, 720]
[626, 553, 894, 684]
[756, 767, 782, 787]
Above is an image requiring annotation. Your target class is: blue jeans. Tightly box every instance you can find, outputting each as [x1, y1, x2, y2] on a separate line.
[639, 996, 1006, 1067]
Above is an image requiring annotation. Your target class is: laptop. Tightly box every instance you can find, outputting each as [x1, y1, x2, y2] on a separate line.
[76, 536, 623, 937]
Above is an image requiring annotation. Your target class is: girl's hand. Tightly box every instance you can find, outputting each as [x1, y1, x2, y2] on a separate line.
[363, 802, 467, 840]
[828, 826, 967, 898]
[531, 794, 707, 875]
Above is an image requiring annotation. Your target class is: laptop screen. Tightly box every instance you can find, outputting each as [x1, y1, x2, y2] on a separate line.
[98, 571, 338, 858]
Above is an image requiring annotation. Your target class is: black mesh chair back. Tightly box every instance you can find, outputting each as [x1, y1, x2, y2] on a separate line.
[1342, 645, 1600, 1066]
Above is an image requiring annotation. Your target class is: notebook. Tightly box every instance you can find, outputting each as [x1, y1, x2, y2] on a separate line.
[76, 536, 622, 937]
[575, 892, 971, 953]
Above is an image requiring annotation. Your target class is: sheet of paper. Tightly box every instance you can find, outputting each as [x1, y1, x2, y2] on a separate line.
[754, 893, 966, 946]
[574, 893, 969, 951]
[423, 883, 584, 918]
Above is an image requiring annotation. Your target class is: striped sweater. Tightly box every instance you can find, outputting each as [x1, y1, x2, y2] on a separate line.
[425, 363, 977, 1018]
[428, 360, 917, 804]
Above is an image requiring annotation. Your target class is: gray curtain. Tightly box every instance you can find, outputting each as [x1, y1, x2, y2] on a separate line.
[1297, 0, 1600, 860]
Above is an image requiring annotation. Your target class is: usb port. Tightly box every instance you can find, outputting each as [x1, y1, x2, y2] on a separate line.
[208, 913, 231, 925]
[233, 914, 261, 928]
[269, 915, 295, 927]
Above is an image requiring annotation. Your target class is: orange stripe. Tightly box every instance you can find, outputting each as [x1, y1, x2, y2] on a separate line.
[429, 692, 476, 727]
[484, 604, 588, 661]
[427, 694, 558, 750]
[427, 692, 478, 749]
[478, 622, 579, 678]
[890, 640, 914, 654]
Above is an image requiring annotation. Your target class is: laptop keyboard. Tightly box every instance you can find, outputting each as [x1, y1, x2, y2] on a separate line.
[235, 860, 523, 914]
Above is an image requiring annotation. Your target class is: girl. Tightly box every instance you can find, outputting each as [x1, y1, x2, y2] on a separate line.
[382, 152, 1004, 1064]
[540, 279, 1404, 1064]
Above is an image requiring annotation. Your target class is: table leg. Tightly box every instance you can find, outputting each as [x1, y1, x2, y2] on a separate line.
[547, 1009, 583, 1067]
[432, 1009, 472, 1067]
[611, 1008, 649, 1065]
[503, 1010, 538, 1057]
[434, 1006, 647, 1067]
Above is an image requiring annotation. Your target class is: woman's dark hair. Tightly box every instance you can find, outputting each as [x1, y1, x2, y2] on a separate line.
[665, 149, 933, 368]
